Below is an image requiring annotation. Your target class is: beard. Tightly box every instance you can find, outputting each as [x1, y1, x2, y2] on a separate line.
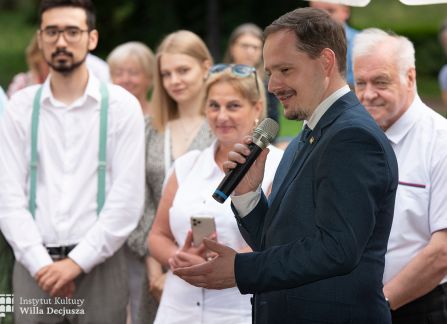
[284, 108, 308, 121]
[275, 89, 310, 121]
[283, 103, 310, 121]
[47, 48, 87, 75]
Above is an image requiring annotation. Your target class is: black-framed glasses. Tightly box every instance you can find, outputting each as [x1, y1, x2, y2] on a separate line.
[209, 64, 260, 93]
[40, 27, 89, 44]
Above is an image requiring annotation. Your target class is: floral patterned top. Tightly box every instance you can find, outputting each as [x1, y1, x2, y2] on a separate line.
[127, 116, 214, 257]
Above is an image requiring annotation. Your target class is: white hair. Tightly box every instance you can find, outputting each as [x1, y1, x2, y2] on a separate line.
[353, 28, 415, 85]
[107, 41, 155, 81]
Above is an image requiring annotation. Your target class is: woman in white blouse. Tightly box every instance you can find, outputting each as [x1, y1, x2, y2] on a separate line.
[149, 64, 283, 324]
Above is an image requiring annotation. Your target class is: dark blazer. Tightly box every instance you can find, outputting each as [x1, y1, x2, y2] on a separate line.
[234, 91, 398, 324]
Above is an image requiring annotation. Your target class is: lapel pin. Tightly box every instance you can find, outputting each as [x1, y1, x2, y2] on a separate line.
[309, 137, 315, 144]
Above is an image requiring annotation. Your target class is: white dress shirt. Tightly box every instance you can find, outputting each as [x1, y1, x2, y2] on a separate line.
[86, 54, 110, 83]
[383, 96, 447, 284]
[233, 85, 350, 216]
[154, 141, 283, 324]
[0, 72, 145, 276]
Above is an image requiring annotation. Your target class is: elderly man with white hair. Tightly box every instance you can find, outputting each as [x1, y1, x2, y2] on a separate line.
[353, 28, 447, 324]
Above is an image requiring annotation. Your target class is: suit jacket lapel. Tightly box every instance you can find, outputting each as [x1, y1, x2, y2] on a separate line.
[267, 136, 300, 204]
[260, 92, 359, 247]
[261, 134, 317, 245]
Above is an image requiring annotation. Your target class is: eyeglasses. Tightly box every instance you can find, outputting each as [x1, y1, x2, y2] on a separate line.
[209, 64, 260, 93]
[40, 27, 89, 44]
[236, 42, 262, 52]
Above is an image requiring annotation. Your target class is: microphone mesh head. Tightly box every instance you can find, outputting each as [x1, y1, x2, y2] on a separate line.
[252, 118, 280, 149]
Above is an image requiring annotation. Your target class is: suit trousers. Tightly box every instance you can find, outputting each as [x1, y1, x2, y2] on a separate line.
[13, 248, 128, 324]
[391, 283, 447, 324]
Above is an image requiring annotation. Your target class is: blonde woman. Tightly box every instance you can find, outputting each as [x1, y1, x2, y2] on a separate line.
[149, 64, 283, 323]
[131, 30, 215, 323]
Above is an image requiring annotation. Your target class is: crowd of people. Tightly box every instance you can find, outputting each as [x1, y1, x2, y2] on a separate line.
[1, 0, 447, 324]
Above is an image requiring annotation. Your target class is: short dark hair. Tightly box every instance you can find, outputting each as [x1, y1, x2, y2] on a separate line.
[264, 7, 347, 78]
[39, 0, 96, 30]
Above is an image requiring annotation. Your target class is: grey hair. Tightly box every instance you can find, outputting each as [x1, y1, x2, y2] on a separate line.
[353, 28, 415, 86]
[107, 41, 155, 81]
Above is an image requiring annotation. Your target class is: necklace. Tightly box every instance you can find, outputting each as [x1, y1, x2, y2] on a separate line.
[178, 117, 203, 143]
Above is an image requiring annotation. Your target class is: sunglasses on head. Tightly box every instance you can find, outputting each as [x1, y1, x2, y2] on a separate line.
[208, 64, 260, 93]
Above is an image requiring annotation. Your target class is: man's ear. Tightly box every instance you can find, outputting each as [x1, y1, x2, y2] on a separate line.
[88, 29, 99, 51]
[406, 67, 416, 91]
[319, 48, 336, 76]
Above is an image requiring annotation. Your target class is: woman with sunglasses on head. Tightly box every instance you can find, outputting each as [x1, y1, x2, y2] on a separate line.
[224, 23, 280, 126]
[130, 30, 215, 324]
[148, 64, 283, 323]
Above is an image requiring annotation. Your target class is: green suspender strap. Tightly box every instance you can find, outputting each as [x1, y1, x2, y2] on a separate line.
[97, 82, 109, 214]
[29, 86, 43, 217]
[29, 82, 109, 217]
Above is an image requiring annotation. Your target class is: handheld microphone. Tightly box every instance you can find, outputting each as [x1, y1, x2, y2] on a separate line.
[212, 118, 279, 204]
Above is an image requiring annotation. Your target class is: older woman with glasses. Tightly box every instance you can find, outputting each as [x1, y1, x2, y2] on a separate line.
[107, 42, 155, 116]
[107, 42, 156, 323]
[148, 64, 283, 324]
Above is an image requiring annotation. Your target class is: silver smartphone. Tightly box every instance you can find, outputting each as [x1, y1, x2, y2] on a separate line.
[190, 216, 216, 247]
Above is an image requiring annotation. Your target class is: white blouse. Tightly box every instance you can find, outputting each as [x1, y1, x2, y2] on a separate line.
[154, 140, 283, 324]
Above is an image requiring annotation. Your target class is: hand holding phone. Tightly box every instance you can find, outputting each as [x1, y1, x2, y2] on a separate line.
[190, 216, 216, 247]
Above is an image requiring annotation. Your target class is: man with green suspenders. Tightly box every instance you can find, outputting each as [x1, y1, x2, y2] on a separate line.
[0, 1, 144, 323]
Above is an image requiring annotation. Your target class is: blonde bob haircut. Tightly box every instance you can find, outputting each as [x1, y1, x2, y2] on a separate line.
[151, 30, 213, 132]
[107, 41, 155, 84]
[204, 68, 267, 121]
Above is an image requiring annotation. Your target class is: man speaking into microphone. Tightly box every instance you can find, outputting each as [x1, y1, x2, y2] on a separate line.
[174, 8, 398, 324]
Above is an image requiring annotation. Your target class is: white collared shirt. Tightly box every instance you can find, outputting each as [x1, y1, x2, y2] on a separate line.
[306, 85, 350, 130]
[383, 96, 447, 284]
[233, 85, 350, 216]
[0, 72, 145, 276]
[154, 141, 283, 324]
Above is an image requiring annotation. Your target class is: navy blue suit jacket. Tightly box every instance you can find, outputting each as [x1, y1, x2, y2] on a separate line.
[233, 92, 398, 324]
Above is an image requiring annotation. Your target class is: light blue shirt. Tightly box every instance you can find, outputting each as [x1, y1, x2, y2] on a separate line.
[0, 86, 7, 117]
[345, 24, 358, 86]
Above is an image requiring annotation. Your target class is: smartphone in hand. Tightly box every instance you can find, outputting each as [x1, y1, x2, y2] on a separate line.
[190, 216, 216, 247]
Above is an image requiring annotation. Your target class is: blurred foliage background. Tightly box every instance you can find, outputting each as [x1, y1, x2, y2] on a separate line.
[1, 0, 446, 136]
